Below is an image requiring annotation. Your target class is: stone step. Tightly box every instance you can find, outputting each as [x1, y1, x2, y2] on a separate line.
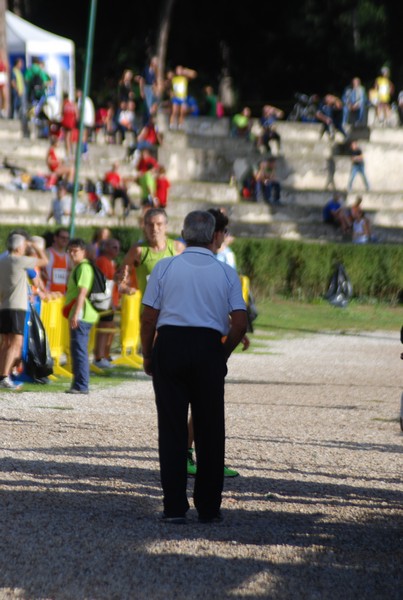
[1, 184, 403, 218]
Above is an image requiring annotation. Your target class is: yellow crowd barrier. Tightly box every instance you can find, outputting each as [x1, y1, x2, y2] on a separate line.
[112, 291, 143, 369]
[41, 291, 144, 377]
[240, 274, 251, 305]
[40, 297, 72, 379]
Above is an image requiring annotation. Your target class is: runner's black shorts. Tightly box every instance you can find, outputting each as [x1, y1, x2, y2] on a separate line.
[0, 309, 26, 335]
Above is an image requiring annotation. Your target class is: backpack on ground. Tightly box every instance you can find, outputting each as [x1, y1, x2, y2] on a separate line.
[74, 262, 113, 312]
[25, 303, 54, 380]
[325, 262, 353, 308]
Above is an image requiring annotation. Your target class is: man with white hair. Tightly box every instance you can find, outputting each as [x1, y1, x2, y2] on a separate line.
[0, 233, 48, 389]
[141, 210, 247, 524]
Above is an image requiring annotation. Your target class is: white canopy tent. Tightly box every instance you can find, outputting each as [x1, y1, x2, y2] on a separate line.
[6, 10, 75, 111]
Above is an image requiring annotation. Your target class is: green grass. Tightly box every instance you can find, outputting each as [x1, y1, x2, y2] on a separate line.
[3, 297, 402, 394]
[253, 297, 403, 337]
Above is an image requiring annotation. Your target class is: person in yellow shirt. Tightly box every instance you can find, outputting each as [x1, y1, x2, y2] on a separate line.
[169, 65, 197, 129]
[374, 66, 394, 124]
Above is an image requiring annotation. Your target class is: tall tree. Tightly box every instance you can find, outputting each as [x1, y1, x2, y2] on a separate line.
[155, 0, 176, 90]
[0, 0, 7, 52]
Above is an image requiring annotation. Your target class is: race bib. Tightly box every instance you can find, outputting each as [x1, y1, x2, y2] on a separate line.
[53, 268, 67, 285]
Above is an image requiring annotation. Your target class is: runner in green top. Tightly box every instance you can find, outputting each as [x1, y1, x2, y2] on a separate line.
[122, 208, 184, 296]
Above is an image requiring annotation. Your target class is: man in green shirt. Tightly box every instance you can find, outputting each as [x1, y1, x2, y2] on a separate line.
[64, 238, 99, 394]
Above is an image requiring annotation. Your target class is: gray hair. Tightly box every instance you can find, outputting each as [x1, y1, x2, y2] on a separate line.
[183, 211, 215, 245]
[7, 233, 26, 252]
[144, 207, 168, 225]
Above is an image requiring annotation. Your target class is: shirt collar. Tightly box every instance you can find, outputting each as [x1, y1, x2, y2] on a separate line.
[183, 246, 215, 257]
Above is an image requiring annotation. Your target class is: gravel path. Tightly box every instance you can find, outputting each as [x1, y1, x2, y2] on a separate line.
[0, 330, 402, 600]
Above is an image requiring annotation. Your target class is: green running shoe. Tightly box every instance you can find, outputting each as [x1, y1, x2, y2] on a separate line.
[223, 465, 239, 477]
[187, 448, 197, 476]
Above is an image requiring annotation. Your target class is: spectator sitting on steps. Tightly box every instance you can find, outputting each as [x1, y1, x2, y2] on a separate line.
[46, 136, 74, 184]
[352, 207, 372, 244]
[316, 94, 347, 140]
[322, 192, 351, 234]
[231, 106, 252, 139]
[257, 104, 284, 155]
[254, 158, 282, 206]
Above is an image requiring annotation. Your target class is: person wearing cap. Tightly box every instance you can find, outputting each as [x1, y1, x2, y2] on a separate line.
[141, 210, 247, 524]
[0, 233, 48, 390]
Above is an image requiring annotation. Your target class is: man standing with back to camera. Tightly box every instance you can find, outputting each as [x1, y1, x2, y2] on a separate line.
[141, 211, 247, 524]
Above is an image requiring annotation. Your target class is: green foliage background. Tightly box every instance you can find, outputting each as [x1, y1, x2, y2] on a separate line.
[233, 238, 403, 303]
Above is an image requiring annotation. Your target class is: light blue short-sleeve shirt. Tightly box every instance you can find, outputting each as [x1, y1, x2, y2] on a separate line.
[142, 246, 246, 335]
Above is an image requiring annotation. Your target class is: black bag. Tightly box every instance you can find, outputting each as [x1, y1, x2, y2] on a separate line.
[25, 304, 54, 381]
[246, 288, 259, 333]
[74, 262, 113, 312]
[325, 263, 353, 308]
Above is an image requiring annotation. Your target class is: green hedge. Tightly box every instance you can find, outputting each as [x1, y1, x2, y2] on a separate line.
[233, 238, 403, 303]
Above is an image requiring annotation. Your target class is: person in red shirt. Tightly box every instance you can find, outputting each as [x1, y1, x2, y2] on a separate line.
[155, 165, 170, 208]
[0, 50, 9, 117]
[46, 136, 74, 183]
[93, 238, 120, 368]
[137, 115, 163, 149]
[103, 161, 138, 216]
[60, 92, 78, 158]
[136, 148, 159, 173]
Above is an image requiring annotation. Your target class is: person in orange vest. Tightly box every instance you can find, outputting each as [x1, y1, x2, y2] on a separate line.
[43, 228, 71, 295]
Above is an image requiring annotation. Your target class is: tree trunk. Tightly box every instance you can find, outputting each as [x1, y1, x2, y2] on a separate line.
[155, 0, 175, 91]
[0, 0, 8, 52]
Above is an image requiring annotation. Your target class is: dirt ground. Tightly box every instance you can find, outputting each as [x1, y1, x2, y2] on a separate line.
[0, 329, 402, 600]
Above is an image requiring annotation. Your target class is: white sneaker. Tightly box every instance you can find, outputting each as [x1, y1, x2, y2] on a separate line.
[0, 376, 23, 390]
[93, 358, 115, 369]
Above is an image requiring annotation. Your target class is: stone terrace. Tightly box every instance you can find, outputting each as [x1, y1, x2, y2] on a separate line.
[1, 116, 403, 243]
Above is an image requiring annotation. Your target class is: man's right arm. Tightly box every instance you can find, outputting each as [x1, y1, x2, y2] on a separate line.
[222, 310, 248, 360]
[140, 305, 160, 376]
[122, 243, 142, 268]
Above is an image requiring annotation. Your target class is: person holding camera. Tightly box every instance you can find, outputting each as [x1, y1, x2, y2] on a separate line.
[0, 233, 48, 390]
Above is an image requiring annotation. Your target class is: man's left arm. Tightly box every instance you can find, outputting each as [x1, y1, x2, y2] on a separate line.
[222, 310, 248, 360]
[141, 305, 160, 376]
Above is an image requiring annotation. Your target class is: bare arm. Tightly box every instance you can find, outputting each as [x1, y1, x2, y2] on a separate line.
[222, 310, 248, 360]
[173, 239, 186, 254]
[122, 243, 142, 268]
[70, 286, 88, 330]
[30, 242, 49, 268]
[140, 305, 160, 376]
[183, 68, 197, 79]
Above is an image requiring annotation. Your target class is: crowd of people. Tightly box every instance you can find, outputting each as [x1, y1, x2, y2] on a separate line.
[0, 54, 394, 257]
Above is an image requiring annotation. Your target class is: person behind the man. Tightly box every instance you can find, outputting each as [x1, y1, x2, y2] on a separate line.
[186, 207, 244, 478]
[122, 207, 184, 294]
[64, 238, 99, 394]
[43, 227, 71, 294]
[141, 210, 247, 524]
[93, 237, 121, 368]
[0, 233, 48, 390]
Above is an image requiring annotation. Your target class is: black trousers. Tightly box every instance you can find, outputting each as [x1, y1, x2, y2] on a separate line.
[152, 326, 227, 518]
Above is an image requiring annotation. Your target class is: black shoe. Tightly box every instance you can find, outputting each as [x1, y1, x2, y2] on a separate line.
[198, 512, 223, 524]
[161, 513, 187, 524]
[65, 388, 89, 395]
